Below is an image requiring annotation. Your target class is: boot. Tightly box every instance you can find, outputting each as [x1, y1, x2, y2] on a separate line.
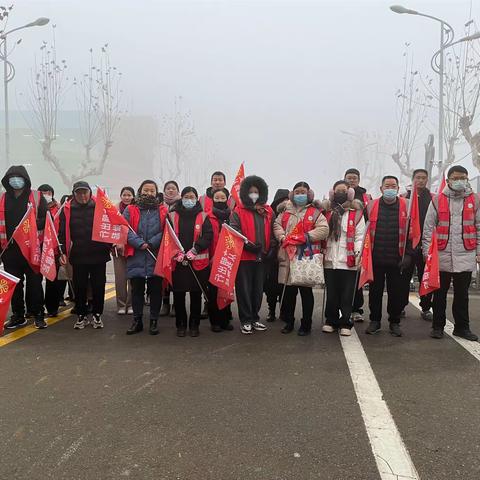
[126, 317, 143, 335]
[149, 319, 159, 335]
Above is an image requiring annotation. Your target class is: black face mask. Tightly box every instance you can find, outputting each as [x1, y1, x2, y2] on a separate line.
[213, 201, 228, 210]
[333, 192, 348, 205]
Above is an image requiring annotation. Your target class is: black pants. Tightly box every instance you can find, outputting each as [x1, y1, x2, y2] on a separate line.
[72, 263, 107, 316]
[208, 283, 230, 328]
[432, 271, 472, 331]
[281, 285, 314, 330]
[3, 255, 44, 318]
[235, 261, 265, 325]
[174, 291, 202, 330]
[264, 260, 281, 311]
[368, 264, 403, 324]
[401, 250, 433, 311]
[45, 279, 62, 314]
[131, 276, 162, 320]
[325, 269, 357, 329]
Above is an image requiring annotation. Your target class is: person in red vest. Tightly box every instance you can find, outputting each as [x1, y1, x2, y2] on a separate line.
[123, 180, 167, 336]
[207, 187, 234, 332]
[58, 181, 111, 330]
[199, 171, 228, 213]
[170, 186, 213, 337]
[344, 168, 372, 323]
[274, 181, 329, 335]
[423, 165, 480, 341]
[365, 175, 413, 337]
[400, 169, 433, 320]
[1, 165, 47, 330]
[321, 181, 365, 336]
[37, 184, 63, 318]
[230, 175, 275, 335]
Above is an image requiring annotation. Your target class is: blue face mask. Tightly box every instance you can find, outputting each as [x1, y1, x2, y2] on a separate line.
[182, 198, 196, 209]
[293, 194, 308, 206]
[450, 179, 467, 191]
[9, 176, 25, 190]
[383, 189, 398, 200]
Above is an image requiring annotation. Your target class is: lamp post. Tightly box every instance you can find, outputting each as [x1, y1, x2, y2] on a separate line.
[0, 17, 49, 168]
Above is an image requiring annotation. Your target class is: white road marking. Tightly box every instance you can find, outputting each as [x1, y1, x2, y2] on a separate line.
[340, 328, 420, 480]
[410, 295, 480, 362]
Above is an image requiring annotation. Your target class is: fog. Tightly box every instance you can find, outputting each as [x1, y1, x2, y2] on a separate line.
[5, 0, 480, 199]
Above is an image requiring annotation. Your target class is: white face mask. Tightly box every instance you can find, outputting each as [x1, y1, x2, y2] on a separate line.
[249, 193, 259, 204]
[43, 194, 52, 204]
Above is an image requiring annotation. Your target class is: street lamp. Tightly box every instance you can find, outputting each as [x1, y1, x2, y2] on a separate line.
[0, 17, 50, 168]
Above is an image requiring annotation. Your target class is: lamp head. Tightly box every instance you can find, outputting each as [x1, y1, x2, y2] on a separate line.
[390, 5, 418, 15]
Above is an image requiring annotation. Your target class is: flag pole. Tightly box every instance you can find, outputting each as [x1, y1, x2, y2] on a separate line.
[0, 204, 33, 261]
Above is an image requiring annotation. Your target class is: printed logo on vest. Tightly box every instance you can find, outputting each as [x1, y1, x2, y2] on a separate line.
[468, 203, 473, 209]
[195, 224, 200, 230]
[308, 216, 313, 221]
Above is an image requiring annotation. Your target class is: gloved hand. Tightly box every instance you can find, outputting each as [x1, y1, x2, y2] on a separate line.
[399, 255, 412, 271]
[175, 252, 185, 263]
[186, 248, 197, 261]
[244, 242, 262, 253]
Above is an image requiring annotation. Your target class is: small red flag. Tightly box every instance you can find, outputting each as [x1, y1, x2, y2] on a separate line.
[0, 270, 21, 335]
[209, 224, 244, 309]
[437, 174, 446, 194]
[154, 221, 183, 285]
[12, 204, 41, 273]
[230, 163, 245, 207]
[282, 220, 305, 260]
[358, 229, 374, 289]
[92, 190, 128, 245]
[419, 230, 440, 296]
[409, 182, 421, 249]
[40, 212, 60, 282]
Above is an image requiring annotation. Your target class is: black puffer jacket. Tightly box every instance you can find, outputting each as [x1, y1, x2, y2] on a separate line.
[372, 198, 402, 267]
[59, 199, 111, 265]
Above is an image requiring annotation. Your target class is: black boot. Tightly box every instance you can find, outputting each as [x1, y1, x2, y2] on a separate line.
[149, 319, 159, 335]
[126, 317, 143, 335]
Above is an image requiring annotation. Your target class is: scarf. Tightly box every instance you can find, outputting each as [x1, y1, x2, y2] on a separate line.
[328, 202, 346, 241]
[164, 191, 181, 206]
[135, 194, 159, 209]
[212, 205, 231, 223]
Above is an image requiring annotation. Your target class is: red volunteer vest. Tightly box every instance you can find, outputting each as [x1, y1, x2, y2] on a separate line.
[281, 205, 322, 256]
[124, 204, 168, 257]
[235, 205, 273, 261]
[368, 197, 408, 257]
[170, 211, 209, 270]
[435, 192, 478, 251]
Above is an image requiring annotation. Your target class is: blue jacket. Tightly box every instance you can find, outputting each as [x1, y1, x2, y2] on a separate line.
[124, 205, 163, 278]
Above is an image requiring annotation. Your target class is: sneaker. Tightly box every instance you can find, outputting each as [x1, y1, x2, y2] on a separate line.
[452, 329, 478, 341]
[389, 323, 403, 337]
[74, 315, 88, 329]
[127, 307, 133, 315]
[117, 308, 126, 315]
[430, 329, 444, 339]
[47, 311, 58, 318]
[339, 328, 351, 336]
[421, 310, 433, 322]
[351, 312, 364, 323]
[34, 317, 48, 329]
[322, 324, 335, 333]
[5, 314, 27, 329]
[241, 324, 253, 335]
[365, 321, 381, 335]
[252, 321, 267, 331]
[92, 314, 104, 329]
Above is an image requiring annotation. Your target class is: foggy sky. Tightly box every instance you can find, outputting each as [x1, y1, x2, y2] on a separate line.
[14, 0, 480, 197]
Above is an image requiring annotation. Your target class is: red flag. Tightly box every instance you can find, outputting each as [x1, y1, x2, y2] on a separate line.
[230, 163, 245, 207]
[408, 182, 421, 249]
[92, 192, 128, 245]
[282, 220, 305, 260]
[0, 270, 20, 335]
[154, 221, 183, 285]
[12, 204, 41, 272]
[209, 224, 244, 309]
[40, 213, 59, 282]
[358, 229, 374, 289]
[437, 174, 446, 194]
[419, 230, 440, 296]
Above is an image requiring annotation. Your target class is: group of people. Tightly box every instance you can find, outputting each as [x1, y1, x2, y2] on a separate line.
[1, 162, 479, 341]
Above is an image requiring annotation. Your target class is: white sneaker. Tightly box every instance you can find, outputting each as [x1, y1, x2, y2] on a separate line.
[340, 328, 352, 336]
[351, 312, 364, 322]
[241, 324, 253, 335]
[252, 321, 267, 331]
[322, 324, 335, 333]
[92, 314, 104, 329]
[74, 316, 88, 330]
[117, 308, 126, 315]
[127, 307, 133, 315]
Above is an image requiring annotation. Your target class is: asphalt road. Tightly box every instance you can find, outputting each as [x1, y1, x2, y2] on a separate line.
[0, 287, 479, 480]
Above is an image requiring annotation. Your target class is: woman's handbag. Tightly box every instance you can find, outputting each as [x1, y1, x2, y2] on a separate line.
[289, 239, 324, 287]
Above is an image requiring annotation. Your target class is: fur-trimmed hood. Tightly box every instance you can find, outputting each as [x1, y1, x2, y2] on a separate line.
[321, 198, 364, 212]
[239, 175, 269, 207]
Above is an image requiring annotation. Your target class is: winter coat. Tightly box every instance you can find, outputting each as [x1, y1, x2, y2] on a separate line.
[124, 204, 164, 279]
[171, 201, 213, 292]
[423, 186, 480, 273]
[273, 201, 329, 284]
[0, 165, 47, 263]
[322, 199, 366, 271]
[58, 199, 111, 265]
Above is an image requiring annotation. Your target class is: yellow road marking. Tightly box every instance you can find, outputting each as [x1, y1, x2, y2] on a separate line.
[0, 287, 117, 348]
